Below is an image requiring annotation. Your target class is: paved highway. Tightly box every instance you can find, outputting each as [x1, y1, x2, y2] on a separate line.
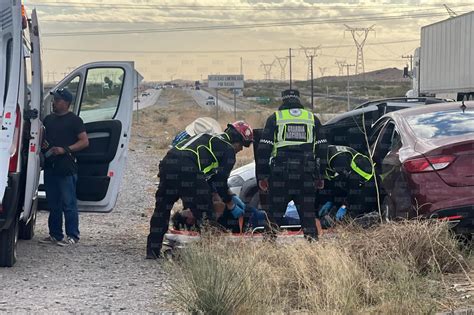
[187, 88, 242, 113]
[133, 88, 162, 111]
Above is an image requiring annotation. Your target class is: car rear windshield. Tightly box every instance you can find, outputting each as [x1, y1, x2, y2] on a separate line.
[406, 109, 474, 139]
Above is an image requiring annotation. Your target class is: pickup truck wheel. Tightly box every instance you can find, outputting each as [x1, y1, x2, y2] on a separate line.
[19, 198, 37, 240]
[0, 217, 19, 267]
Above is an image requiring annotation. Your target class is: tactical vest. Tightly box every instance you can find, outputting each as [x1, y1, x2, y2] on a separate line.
[175, 133, 231, 174]
[325, 145, 374, 181]
[272, 108, 315, 157]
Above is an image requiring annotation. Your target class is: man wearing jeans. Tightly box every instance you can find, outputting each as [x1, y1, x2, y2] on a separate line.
[39, 89, 89, 246]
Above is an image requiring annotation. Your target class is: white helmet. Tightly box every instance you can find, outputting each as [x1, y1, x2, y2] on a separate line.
[185, 117, 222, 136]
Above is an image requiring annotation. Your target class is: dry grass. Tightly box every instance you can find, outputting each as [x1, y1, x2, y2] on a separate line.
[167, 221, 471, 314]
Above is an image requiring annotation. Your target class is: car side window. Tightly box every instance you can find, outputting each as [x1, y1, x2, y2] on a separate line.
[372, 121, 395, 164]
[79, 67, 125, 123]
[389, 128, 402, 152]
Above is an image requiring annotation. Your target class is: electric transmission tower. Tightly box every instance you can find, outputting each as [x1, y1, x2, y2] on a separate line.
[275, 56, 288, 81]
[344, 24, 375, 75]
[443, 4, 457, 17]
[300, 45, 321, 80]
[335, 60, 346, 76]
[319, 67, 327, 78]
[260, 60, 275, 81]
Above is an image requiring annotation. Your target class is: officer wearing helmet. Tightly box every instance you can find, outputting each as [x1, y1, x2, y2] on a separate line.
[257, 89, 327, 240]
[146, 121, 254, 258]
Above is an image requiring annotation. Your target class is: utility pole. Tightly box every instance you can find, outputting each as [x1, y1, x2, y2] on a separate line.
[300, 45, 320, 80]
[402, 55, 414, 76]
[275, 56, 288, 81]
[288, 48, 293, 89]
[260, 60, 275, 81]
[310, 55, 314, 112]
[343, 63, 355, 111]
[240, 57, 243, 75]
[344, 24, 375, 75]
[335, 60, 346, 76]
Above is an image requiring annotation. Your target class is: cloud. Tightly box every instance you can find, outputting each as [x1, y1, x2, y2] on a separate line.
[24, 0, 472, 80]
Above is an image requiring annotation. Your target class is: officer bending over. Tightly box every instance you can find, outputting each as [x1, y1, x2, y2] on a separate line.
[146, 121, 253, 259]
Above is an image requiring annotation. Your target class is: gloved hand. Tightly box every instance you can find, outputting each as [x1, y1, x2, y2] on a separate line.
[318, 201, 333, 217]
[335, 206, 347, 221]
[232, 195, 246, 209]
[229, 203, 245, 219]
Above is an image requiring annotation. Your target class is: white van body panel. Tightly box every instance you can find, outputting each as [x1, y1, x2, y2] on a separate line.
[21, 9, 42, 222]
[0, 0, 22, 205]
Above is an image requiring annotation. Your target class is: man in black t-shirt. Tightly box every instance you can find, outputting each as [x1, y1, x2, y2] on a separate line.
[39, 89, 89, 246]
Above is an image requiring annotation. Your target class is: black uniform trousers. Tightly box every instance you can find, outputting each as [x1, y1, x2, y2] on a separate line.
[266, 157, 318, 238]
[146, 155, 212, 255]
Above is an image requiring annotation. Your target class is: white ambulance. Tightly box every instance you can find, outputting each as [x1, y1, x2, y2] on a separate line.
[0, 0, 140, 267]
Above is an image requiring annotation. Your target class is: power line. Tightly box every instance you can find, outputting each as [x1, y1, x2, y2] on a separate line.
[43, 39, 420, 55]
[41, 12, 452, 37]
[25, 2, 474, 11]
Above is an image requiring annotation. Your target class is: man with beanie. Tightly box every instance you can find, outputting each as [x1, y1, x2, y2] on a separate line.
[146, 121, 254, 259]
[256, 89, 327, 240]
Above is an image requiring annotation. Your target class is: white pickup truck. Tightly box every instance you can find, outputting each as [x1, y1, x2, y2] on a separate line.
[0, 0, 140, 267]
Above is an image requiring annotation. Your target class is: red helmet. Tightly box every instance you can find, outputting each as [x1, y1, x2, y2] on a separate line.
[228, 121, 254, 147]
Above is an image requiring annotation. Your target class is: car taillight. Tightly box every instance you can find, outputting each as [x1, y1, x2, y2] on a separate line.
[403, 155, 456, 173]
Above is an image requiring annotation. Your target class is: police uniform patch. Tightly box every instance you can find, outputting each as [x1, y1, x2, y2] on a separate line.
[289, 108, 302, 117]
[284, 124, 307, 141]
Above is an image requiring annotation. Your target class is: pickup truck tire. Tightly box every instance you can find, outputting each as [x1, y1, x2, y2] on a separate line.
[0, 216, 19, 267]
[19, 198, 37, 240]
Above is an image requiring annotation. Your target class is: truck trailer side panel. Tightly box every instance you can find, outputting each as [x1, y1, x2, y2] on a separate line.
[420, 11, 474, 95]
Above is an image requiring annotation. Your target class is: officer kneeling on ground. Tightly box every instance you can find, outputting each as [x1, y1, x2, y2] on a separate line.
[317, 145, 375, 226]
[257, 89, 327, 240]
[146, 121, 253, 259]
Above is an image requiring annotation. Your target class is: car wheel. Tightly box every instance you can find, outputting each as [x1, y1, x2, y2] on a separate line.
[0, 216, 19, 267]
[19, 198, 37, 240]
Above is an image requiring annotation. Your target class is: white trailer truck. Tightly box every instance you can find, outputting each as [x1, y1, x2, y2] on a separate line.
[407, 11, 474, 101]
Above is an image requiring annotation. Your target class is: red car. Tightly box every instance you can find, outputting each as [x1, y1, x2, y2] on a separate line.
[371, 101, 474, 234]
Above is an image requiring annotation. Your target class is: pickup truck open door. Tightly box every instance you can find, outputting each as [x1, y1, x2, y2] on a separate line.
[43, 62, 140, 213]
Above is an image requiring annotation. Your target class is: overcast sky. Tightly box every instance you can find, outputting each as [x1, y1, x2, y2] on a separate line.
[24, 0, 472, 82]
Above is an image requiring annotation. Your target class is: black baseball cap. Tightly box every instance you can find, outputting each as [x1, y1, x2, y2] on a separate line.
[50, 88, 73, 103]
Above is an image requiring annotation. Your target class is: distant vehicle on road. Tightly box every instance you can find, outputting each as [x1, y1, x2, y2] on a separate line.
[207, 96, 215, 100]
[141, 92, 150, 97]
[370, 101, 474, 234]
[206, 99, 216, 106]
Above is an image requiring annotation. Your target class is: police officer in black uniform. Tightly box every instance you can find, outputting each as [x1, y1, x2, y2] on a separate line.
[318, 145, 376, 220]
[146, 121, 253, 258]
[256, 89, 327, 239]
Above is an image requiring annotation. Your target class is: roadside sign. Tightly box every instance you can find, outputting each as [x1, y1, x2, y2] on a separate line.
[208, 75, 244, 89]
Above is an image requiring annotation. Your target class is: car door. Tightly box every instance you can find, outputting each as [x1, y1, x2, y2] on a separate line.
[0, 0, 22, 205]
[371, 120, 409, 218]
[21, 9, 42, 222]
[43, 62, 139, 212]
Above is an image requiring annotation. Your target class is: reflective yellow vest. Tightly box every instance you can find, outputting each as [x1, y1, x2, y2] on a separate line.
[175, 133, 231, 175]
[324, 146, 374, 181]
[272, 108, 315, 157]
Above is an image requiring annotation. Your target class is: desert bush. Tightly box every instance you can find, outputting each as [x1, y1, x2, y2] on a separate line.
[167, 221, 469, 314]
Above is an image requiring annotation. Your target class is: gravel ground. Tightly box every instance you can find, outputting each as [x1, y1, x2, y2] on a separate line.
[0, 137, 174, 313]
